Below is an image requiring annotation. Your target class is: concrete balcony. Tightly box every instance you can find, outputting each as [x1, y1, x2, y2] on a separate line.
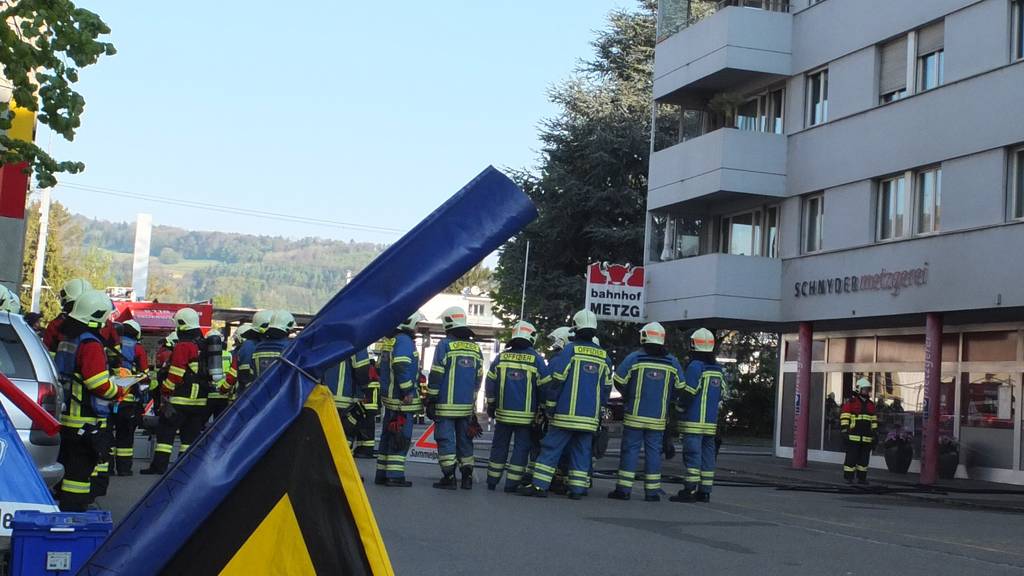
[654, 5, 792, 101]
[645, 253, 782, 324]
[648, 128, 787, 212]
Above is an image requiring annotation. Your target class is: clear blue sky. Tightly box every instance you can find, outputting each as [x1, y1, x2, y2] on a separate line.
[44, 0, 635, 244]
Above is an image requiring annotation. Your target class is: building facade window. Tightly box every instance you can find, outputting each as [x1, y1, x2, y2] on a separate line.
[806, 68, 828, 126]
[719, 205, 781, 257]
[877, 174, 907, 241]
[1014, 0, 1024, 61]
[1011, 146, 1024, 220]
[915, 167, 942, 234]
[879, 35, 909, 103]
[648, 212, 710, 262]
[802, 194, 824, 253]
[735, 87, 785, 134]
[916, 21, 945, 91]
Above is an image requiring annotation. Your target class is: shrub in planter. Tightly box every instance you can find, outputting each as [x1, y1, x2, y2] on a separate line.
[883, 428, 914, 474]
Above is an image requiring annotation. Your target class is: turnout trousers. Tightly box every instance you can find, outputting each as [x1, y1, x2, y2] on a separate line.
[531, 426, 593, 495]
[58, 425, 107, 512]
[616, 426, 663, 497]
[843, 440, 872, 481]
[91, 418, 111, 497]
[682, 433, 717, 494]
[111, 403, 139, 475]
[376, 408, 414, 481]
[435, 417, 474, 476]
[149, 404, 208, 473]
[487, 423, 532, 490]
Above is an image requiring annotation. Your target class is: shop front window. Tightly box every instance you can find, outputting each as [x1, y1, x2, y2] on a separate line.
[961, 373, 1016, 470]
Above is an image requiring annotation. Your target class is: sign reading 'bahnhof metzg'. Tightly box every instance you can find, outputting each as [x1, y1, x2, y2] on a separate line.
[794, 264, 929, 298]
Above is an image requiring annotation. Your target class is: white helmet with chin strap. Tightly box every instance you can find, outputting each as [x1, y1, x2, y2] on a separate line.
[548, 327, 572, 350]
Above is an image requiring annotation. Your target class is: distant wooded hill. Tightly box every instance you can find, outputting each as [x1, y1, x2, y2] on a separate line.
[72, 214, 387, 312]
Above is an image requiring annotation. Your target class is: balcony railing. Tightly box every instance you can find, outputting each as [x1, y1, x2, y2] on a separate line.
[657, 0, 791, 43]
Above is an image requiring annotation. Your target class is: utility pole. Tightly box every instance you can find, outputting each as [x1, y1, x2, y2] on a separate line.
[519, 240, 530, 320]
[30, 188, 50, 312]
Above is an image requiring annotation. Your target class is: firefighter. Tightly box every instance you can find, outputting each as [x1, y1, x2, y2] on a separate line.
[43, 278, 93, 353]
[546, 327, 572, 361]
[607, 322, 684, 502]
[519, 310, 612, 499]
[353, 358, 381, 458]
[670, 328, 725, 503]
[485, 321, 548, 492]
[111, 319, 148, 476]
[141, 308, 212, 475]
[841, 378, 878, 484]
[324, 347, 372, 449]
[375, 312, 423, 487]
[235, 310, 272, 395]
[227, 324, 253, 401]
[151, 331, 177, 417]
[205, 329, 234, 421]
[54, 290, 123, 511]
[427, 306, 484, 490]
[251, 309, 294, 380]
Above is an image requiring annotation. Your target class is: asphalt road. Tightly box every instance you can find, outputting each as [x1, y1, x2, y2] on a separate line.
[100, 438, 1024, 576]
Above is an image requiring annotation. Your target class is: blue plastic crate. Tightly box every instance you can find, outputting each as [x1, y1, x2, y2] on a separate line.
[10, 511, 112, 575]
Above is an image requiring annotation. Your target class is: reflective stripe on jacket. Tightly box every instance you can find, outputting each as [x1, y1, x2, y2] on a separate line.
[840, 395, 877, 443]
[545, 340, 612, 432]
[614, 350, 684, 431]
[428, 337, 483, 417]
[485, 347, 549, 425]
[679, 359, 725, 435]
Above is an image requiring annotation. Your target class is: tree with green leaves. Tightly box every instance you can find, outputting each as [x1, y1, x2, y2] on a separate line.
[492, 0, 656, 360]
[0, 0, 115, 188]
[718, 331, 780, 437]
[445, 262, 493, 295]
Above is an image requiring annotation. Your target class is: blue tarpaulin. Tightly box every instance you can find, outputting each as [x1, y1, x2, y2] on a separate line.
[0, 402, 58, 540]
[82, 166, 537, 575]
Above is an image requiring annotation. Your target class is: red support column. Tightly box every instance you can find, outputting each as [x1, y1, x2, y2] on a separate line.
[793, 322, 812, 469]
[921, 312, 943, 485]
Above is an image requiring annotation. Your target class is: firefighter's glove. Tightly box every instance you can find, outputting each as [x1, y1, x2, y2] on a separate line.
[467, 416, 484, 439]
[386, 414, 407, 434]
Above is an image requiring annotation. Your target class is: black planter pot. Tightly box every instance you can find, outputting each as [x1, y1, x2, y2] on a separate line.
[938, 451, 959, 479]
[884, 444, 913, 474]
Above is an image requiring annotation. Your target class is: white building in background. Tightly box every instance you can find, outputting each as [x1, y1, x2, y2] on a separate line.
[415, 289, 504, 414]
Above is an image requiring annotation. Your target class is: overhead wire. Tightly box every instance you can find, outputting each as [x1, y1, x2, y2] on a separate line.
[53, 182, 404, 236]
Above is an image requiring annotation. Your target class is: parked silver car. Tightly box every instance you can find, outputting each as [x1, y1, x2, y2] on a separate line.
[0, 312, 64, 487]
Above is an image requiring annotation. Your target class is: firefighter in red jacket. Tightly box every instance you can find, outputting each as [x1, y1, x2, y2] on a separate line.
[55, 290, 124, 511]
[142, 308, 210, 475]
[840, 378, 878, 484]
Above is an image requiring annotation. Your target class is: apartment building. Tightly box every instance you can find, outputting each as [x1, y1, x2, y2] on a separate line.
[646, 0, 1024, 483]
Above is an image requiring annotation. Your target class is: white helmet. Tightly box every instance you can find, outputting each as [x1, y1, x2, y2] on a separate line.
[640, 322, 666, 346]
[174, 307, 201, 332]
[510, 321, 537, 346]
[268, 309, 296, 333]
[123, 319, 142, 338]
[0, 286, 20, 314]
[398, 311, 424, 332]
[690, 327, 715, 352]
[548, 327, 572, 350]
[440, 306, 468, 331]
[251, 309, 274, 334]
[572, 309, 598, 332]
[69, 290, 113, 328]
[856, 377, 872, 391]
[60, 278, 93, 309]
[234, 323, 254, 344]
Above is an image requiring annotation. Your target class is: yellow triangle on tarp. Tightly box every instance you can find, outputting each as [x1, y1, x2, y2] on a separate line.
[221, 494, 316, 576]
